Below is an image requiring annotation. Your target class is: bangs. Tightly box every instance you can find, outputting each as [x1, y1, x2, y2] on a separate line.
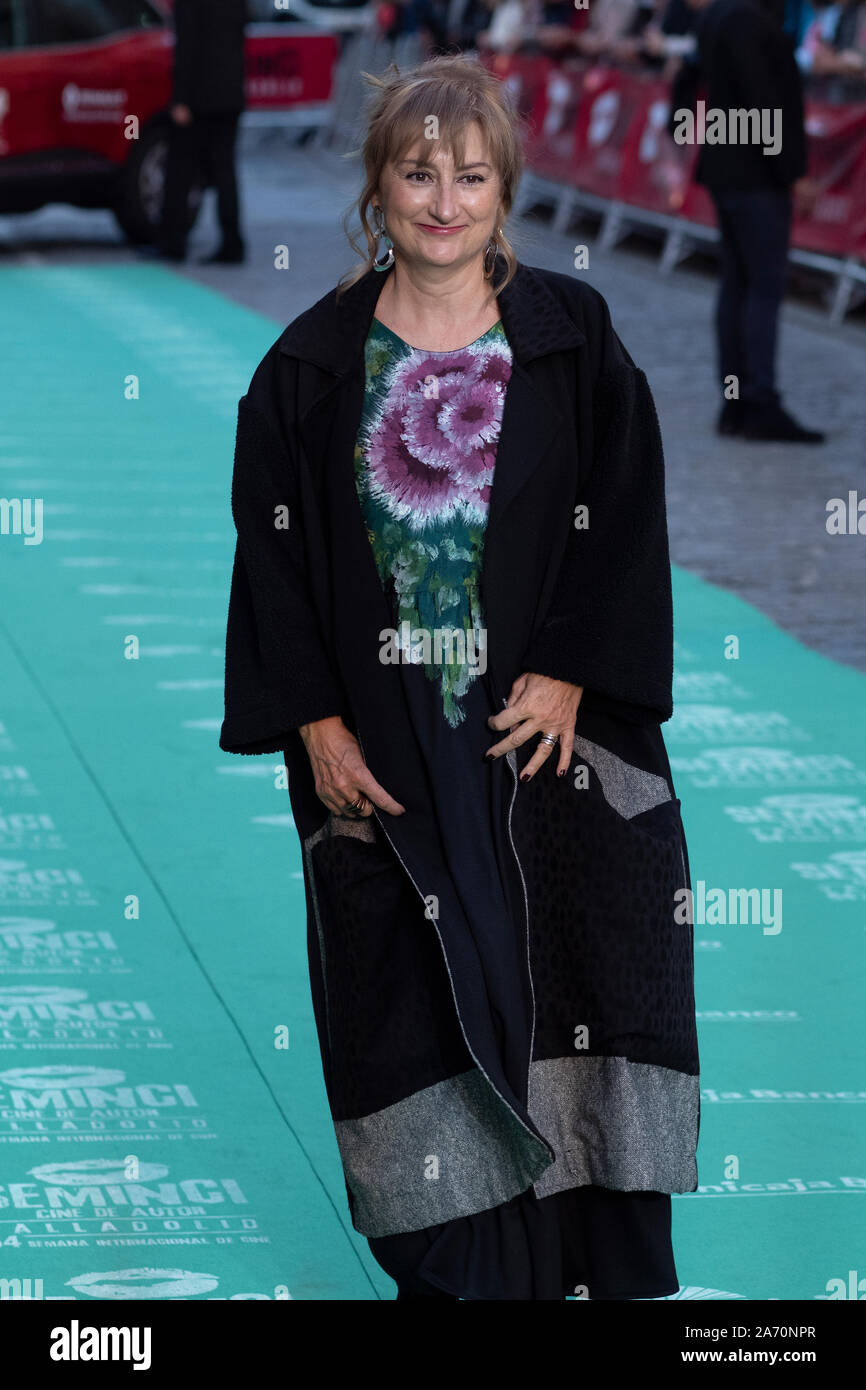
[386, 88, 495, 172]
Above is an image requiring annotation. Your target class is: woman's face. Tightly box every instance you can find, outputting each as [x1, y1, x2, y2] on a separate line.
[374, 121, 502, 276]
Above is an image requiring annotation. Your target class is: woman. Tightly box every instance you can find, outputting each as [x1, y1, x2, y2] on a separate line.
[220, 54, 699, 1301]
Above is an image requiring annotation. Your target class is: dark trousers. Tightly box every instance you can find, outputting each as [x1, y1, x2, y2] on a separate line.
[159, 111, 243, 257]
[710, 186, 792, 408]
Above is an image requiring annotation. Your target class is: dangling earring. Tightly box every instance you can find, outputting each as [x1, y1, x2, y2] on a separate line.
[372, 206, 395, 272]
[483, 226, 504, 279]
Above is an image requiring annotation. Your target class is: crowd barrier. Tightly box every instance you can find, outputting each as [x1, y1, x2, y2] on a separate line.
[484, 52, 866, 321]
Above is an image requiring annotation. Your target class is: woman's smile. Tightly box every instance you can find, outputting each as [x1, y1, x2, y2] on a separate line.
[415, 223, 468, 234]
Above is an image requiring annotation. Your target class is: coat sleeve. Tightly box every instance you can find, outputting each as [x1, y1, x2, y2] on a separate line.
[716, 9, 806, 187]
[519, 357, 674, 724]
[219, 394, 349, 754]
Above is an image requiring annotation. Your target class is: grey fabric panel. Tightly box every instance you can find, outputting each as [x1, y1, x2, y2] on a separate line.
[303, 811, 377, 853]
[335, 1068, 551, 1238]
[529, 1054, 699, 1197]
[335, 1056, 698, 1236]
[573, 734, 672, 818]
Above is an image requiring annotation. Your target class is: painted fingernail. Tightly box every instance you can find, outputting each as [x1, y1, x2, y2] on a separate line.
[519, 772, 530, 782]
[557, 769, 566, 777]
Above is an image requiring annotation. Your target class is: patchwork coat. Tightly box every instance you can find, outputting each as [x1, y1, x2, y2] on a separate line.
[219, 254, 700, 1239]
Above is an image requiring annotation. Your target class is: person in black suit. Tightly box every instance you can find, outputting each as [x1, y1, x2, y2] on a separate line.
[685, 0, 825, 441]
[158, 0, 248, 264]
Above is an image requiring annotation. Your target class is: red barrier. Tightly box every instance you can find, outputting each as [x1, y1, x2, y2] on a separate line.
[244, 31, 337, 108]
[571, 66, 648, 201]
[524, 59, 587, 180]
[794, 102, 866, 257]
[482, 53, 866, 265]
[615, 79, 691, 215]
[852, 160, 866, 260]
[485, 51, 554, 137]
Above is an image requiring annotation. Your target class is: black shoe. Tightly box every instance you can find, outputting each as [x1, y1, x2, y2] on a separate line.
[198, 244, 245, 265]
[742, 403, 825, 444]
[716, 399, 744, 435]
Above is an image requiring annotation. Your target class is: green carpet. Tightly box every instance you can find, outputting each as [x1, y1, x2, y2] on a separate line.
[0, 264, 862, 1301]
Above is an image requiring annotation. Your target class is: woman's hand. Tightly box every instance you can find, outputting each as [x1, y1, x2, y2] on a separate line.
[299, 715, 405, 817]
[485, 673, 583, 781]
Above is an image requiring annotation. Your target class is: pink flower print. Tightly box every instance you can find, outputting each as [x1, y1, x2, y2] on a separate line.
[365, 338, 512, 527]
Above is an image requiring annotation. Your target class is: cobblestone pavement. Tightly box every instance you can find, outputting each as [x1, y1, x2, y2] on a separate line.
[4, 135, 864, 673]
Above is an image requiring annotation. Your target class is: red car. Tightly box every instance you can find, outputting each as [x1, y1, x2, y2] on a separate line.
[0, 0, 338, 242]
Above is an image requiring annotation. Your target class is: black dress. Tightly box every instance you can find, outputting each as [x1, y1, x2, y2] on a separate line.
[356, 316, 679, 1301]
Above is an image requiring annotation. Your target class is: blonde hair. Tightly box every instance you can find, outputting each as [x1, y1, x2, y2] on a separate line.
[336, 53, 526, 302]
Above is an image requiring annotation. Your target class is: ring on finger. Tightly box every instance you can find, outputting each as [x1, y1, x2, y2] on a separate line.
[539, 733, 559, 747]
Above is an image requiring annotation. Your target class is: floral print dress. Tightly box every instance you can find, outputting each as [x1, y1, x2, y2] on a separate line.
[354, 315, 512, 728]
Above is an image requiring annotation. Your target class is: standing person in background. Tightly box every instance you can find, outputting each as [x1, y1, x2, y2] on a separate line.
[574, 0, 642, 56]
[685, 0, 825, 442]
[796, 0, 844, 72]
[446, 0, 493, 50]
[476, 0, 533, 52]
[379, 0, 451, 50]
[158, 0, 248, 264]
[810, 0, 866, 82]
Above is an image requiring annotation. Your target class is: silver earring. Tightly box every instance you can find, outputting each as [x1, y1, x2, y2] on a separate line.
[372, 206, 395, 272]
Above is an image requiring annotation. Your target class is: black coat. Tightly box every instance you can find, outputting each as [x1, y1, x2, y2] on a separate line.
[693, 0, 807, 190]
[171, 0, 247, 115]
[219, 256, 700, 1238]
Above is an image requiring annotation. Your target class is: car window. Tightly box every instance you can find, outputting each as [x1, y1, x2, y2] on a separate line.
[0, 0, 28, 48]
[30, 0, 163, 45]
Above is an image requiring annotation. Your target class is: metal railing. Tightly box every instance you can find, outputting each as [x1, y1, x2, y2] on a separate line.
[313, 30, 427, 153]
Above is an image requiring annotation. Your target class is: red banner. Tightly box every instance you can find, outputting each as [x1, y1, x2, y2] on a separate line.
[244, 31, 337, 109]
[571, 65, 648, 201]
[524, 59, 587, 181]
[794, 101, 866, 257]
[485, 51, 553, 138]
[614, 79, 688, 215]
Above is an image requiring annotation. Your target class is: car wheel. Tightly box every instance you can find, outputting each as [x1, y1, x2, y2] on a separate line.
[113, 121, 202, 245]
